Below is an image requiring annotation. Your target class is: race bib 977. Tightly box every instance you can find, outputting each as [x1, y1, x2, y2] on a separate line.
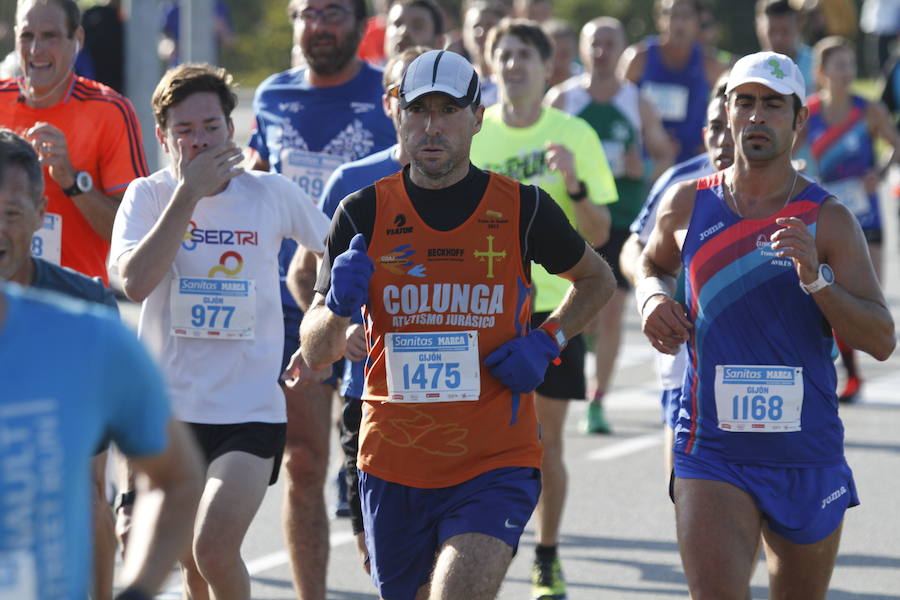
[170, 277, 256, 340]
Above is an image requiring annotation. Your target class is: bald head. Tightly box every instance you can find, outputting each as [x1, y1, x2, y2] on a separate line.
[581, 17, 626, 77]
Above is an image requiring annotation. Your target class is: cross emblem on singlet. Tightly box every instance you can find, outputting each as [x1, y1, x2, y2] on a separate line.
[473, 236, 506, 279]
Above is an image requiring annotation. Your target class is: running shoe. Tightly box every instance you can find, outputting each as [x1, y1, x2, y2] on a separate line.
[582, 402, 612, 434]
[531, 556, 566, 600]
[839, 376, 861, 404]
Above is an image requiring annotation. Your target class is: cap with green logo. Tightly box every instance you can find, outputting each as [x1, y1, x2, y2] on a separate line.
[725, 51, 807, 106]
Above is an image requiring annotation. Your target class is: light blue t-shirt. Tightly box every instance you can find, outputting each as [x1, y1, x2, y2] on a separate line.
[249, 63, 396, 319]
[0, 284, 169, 600]
[319, 144, 402, 398]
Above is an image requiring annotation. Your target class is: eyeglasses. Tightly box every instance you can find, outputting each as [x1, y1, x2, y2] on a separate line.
[386, 85, 400, 98]
[292, 6, 353, 25]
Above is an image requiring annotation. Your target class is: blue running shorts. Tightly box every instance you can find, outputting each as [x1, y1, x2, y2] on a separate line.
[673, 451, 859, 544]
[360, 466, 541, 600]
[660, 387, 681, 429]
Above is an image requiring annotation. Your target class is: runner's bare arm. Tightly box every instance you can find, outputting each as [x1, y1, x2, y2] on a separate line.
[543, 143, 612, 246]
[637, 181, 694, 355]
[25, 122, 123, 240]
[244, 147, 269, 171]
[286, 245, 320, 312]
[541, 241, 616, 339]
[638, 96, 676, 182]
[866, 100, 900, 172]
[116, 420, 204, 595]
[300, 294, 351, 370]
[118, 140, 244, 301]
[771, 199, 895, 360]
[618, 43, 647, 83]
[618, 232, 644, 287]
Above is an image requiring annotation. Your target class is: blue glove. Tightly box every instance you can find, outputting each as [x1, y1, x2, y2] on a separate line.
[326, 233, 374, 317]
[484, 329, 560, 393]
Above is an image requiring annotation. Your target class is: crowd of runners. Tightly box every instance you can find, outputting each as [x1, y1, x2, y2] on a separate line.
[2, 0, 899, 599]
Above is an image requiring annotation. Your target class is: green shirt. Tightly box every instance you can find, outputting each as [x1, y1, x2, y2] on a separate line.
[558, 79, 646, 229]
[471, 105, 618, 311]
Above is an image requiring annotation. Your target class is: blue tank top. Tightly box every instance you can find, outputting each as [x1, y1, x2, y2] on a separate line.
[639, 37, 709, 163]
[807, 95, 875, 181]
[806, 94, 880, 231]
[249, 63, 396, 318]
[676, 173, 843, 466]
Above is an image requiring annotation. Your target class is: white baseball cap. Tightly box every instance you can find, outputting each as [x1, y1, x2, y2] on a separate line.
[725, 51, 807, 106]
[399, 50, 481, 109]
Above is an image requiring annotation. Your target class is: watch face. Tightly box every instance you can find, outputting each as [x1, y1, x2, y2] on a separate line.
[75, 171, 93, 193]
[821, 264, 835, 284]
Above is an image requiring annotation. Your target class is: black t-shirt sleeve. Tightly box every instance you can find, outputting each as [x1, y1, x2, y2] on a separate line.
[521, 185, 587, 275]
[313, 178, 586, 295]
[313, 186, 377, 294]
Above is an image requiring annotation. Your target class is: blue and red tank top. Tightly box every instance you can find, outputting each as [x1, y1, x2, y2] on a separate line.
[675, 172, 843, 466]
[807, 94, 880, 231]
[639, 37, 710, 163]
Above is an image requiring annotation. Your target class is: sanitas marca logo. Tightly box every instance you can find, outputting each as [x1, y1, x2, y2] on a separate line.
[386, 213, 414, 235]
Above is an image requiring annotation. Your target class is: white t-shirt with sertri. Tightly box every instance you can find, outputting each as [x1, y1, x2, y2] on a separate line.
[110, 168, 330, 424]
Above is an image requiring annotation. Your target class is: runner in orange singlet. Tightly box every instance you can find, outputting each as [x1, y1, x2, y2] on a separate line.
[300, 49, 615, 600]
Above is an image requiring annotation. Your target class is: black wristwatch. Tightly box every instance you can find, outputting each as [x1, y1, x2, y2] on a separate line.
[568, 181, 587, 203]
[114, 490, 136, 513]
[62, 170, 93, 196]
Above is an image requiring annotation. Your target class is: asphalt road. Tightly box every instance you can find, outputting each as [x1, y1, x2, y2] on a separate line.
[121, 261, 900, 600]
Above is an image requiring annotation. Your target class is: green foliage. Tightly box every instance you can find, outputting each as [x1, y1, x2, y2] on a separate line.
[220, 0, 293, 88]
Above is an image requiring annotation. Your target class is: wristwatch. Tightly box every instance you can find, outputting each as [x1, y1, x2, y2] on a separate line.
[568, 181, 587, 203]
[800, 263, 835, 295]
[62, 170, 93, 196]
[539, 321, 567, 351]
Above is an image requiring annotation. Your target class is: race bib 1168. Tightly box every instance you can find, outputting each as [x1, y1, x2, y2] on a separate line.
[714, 365, 803, 432]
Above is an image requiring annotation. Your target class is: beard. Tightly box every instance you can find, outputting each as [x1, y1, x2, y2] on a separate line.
[302, 30, 361, 75]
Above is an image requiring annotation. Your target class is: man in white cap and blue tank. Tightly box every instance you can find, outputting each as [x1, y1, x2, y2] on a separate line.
[298, 49, 615, 600]
[636, 50, 894, 598]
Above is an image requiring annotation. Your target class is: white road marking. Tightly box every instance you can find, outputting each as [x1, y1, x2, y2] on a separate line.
[156, 530, 356, 597]
[587, 432, 663, 461]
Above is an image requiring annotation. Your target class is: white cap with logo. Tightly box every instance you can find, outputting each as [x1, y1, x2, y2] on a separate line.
[725, 51, 807, 106]
[399, 49, 481, 110]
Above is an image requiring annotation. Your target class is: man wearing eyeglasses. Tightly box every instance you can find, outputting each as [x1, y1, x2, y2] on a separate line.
[246, 1, 395, 598]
